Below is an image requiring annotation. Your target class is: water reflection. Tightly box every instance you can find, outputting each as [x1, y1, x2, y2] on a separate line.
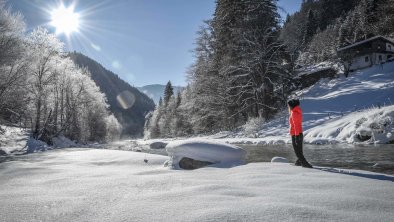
[239, 144, 394, 175]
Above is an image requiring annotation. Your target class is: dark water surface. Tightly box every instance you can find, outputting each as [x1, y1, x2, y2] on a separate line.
[238, 144, 394, 175]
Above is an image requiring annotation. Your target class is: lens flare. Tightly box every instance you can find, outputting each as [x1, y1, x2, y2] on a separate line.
[117, 91, 136, 109]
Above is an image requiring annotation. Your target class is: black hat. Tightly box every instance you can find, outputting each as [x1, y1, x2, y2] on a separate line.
[287, 99, 300, 109]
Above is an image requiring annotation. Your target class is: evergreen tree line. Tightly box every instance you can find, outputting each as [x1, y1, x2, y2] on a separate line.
[146, 0, 394, 139]
[0, 3, 122, 144]
[281, 0, 394, 67]
[146, 0, 293, 138]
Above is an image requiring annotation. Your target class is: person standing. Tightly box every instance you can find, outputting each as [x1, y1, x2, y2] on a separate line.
[288, 99, 313, 168]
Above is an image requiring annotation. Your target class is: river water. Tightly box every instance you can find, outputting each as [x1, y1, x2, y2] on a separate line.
[1, 142, 393, 175]
[238, 144, 394, 175]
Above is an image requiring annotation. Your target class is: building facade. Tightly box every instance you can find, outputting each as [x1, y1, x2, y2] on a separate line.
[337, 36, 394, 73]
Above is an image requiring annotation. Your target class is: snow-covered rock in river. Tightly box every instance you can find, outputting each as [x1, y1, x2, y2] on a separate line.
[271, 156, 289, 163]
[166, 140, 246, 169]
[0, 149, 6, 155]
[149, 141, 167, 149]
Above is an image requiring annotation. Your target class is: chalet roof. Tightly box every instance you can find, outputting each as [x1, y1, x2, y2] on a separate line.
[337, 36, 394, 52]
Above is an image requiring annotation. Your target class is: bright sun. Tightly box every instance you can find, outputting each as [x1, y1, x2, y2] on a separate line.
[50, 4, 80, 36]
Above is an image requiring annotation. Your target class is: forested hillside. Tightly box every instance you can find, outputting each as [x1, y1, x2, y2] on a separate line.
[282, 0, 394, 67]
[145, 0, 394, 139]
[69, 53, 155, 137]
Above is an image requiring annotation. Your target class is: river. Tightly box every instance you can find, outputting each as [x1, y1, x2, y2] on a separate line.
[239, 144, 394, 175]
[1, 142, 393, 175]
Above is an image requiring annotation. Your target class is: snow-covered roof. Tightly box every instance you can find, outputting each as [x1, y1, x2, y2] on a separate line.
[337, 36, 394, 52]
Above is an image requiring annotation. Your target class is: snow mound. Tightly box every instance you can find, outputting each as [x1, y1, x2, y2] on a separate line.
[305, 105, 394, 144]
[166, 140, 246, 169]
[271, 156, 289, 163]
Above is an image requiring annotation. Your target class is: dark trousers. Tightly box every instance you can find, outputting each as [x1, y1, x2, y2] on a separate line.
[291, 133, 311, 166]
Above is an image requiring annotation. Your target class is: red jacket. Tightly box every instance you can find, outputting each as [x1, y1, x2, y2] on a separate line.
[289, 106, 303, 136]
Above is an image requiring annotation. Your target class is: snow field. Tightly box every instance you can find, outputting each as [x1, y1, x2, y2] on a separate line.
[1, 149, 393, 222]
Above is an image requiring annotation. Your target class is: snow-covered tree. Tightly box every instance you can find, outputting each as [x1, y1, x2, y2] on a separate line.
[0, 2, 27, 122]
[0, 17, 121, 144]
[25, 27, 64, 140]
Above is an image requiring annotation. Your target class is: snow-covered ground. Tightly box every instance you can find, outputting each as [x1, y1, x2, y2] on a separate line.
[0, 125, 29, 154]
[0, 148, 393, 222]
[252, 62, 394, 145]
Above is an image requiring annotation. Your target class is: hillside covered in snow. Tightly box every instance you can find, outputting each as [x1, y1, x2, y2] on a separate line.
[204, 62, 394, 145]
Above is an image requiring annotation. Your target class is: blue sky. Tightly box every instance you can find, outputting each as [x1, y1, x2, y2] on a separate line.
[7, 0, 302, 87]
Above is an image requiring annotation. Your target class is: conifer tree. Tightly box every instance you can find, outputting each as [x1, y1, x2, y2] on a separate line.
[163, 81, 174, 106]
[302, 9, 317, 48]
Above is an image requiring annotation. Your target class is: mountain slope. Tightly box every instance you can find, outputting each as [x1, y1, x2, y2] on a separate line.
[137, 84, 183, 104]
[69, 52, 155, 137]
[213, 61, 394, 144]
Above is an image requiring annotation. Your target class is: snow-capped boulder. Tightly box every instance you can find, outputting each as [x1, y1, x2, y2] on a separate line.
[271, 157, 289, 163]
[166, 140, 246, 170]
[149, 142, 167, 149]
[355, 127, 372, 142]
[0, 149, 7, 155]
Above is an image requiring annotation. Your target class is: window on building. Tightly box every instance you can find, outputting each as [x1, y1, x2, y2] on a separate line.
[365, 56, 369, 62]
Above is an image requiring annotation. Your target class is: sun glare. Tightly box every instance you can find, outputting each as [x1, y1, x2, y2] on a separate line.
[50, 4, 80, 36]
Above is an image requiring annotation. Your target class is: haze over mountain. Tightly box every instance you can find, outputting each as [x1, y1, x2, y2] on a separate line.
[137, 84, 183, 104]
[69, 52, 155, 137]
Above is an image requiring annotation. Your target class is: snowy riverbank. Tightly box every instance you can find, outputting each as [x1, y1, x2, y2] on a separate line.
[187, 62, 394, 145]
[0, 148, 393, 221]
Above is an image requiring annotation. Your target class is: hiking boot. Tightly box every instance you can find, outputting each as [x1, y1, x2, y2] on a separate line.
[301, 161, 313, 168]
[295, 159, 301, 166]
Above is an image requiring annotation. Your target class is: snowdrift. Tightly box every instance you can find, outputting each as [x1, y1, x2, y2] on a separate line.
[305, 105, 394, 144]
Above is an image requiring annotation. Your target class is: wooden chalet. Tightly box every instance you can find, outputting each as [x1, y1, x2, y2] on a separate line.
[337, 36, 394, 73]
